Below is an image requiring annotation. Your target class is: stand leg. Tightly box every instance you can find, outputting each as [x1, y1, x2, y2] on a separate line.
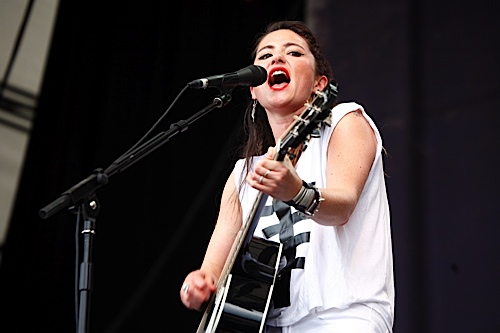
[76, 195, 99, 333]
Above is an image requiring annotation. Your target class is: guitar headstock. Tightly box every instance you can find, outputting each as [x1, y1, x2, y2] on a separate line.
[275, 81, 339, 161]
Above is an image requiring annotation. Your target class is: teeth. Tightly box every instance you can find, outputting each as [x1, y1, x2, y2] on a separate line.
[270, 69, 290, 86]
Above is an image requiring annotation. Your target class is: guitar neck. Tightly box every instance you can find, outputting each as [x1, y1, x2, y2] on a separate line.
[218, 138, 299, 285]
[218, 190, 268, 288]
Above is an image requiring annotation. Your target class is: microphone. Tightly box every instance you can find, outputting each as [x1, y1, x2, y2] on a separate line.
[187, 65, 267, 89]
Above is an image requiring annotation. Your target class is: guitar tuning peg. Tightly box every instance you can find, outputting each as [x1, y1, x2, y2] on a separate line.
[323, 111, 332, 127]
[311, 128, 321, 138]
[302, 140, 309, 152]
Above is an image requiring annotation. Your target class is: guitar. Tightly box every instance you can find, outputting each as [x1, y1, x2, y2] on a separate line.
[196, 82, 339, 333]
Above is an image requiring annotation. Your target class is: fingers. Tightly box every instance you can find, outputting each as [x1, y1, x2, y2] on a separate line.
[256, 167, 272, 184]
[180, 271, 216, 311]
[263, 169, 271, 178]
[266, 146, 275, 157]
[181, 282, 190, 294]
[260, 168, 271, 183]
[247, 156, 303, 202]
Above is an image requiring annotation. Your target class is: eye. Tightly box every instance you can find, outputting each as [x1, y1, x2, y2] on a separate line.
[288, 51, 304, 57]
[258, 53, 272, 60]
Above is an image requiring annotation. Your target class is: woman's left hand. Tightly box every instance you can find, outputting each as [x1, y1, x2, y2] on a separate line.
[247, 147, 303, 201]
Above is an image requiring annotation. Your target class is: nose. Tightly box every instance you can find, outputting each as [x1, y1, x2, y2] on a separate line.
[271, 52, 285, 64]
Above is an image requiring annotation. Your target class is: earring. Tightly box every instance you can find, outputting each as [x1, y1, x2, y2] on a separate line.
[251, 99, 257, 122]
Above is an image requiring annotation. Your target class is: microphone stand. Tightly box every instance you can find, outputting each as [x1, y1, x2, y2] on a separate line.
[39, 90, 233, 333]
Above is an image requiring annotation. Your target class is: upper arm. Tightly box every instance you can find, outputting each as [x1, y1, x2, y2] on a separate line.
[326, 110, 377, 209]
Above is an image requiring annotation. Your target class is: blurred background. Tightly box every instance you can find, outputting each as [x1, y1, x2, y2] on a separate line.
[1, 0, 499, 332]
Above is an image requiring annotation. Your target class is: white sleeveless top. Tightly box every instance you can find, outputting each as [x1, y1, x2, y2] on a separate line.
[234, 102, 394, 329]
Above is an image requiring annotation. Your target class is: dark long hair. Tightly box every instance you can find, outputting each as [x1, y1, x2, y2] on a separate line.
[237, 20, 335, 189]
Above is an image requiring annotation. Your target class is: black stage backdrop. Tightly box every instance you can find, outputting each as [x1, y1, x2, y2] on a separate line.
[1, 0, 500, 332]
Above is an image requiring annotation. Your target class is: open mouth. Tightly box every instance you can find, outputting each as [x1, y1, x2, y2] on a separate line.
[269, 68, 290, 87]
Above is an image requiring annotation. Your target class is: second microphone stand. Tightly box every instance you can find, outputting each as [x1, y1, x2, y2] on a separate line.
[39, 90, 233, 333]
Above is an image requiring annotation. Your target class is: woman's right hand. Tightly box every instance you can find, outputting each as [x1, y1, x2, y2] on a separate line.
[180, 269, 217, 311]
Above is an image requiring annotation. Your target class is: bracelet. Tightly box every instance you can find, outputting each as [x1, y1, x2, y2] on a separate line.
[284, 180, 323, 216]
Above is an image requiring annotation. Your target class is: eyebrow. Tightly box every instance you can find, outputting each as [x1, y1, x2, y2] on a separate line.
[257, 42, 306, 54]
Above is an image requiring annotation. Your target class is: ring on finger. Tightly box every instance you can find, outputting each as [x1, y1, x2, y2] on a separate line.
[263, 169, 270, 178]
[258, 175, 264, 184]
[182, 283, 190, 293]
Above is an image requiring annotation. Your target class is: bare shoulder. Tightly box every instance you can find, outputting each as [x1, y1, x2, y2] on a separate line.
[334, 109, 374, 138]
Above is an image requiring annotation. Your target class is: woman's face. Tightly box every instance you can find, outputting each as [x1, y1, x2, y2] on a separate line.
[251, 29, 326, 114]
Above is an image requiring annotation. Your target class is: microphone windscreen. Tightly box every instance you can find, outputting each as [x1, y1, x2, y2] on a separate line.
[237, 65, 267, 87]
[248, 65, 267, 87]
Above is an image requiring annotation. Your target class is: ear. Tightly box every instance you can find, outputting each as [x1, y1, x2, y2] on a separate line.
[250, 87, 256, 99]
[314, 75, 329, 92]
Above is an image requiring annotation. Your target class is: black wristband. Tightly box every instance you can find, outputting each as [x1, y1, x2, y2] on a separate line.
[284, 180, 323, 216]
